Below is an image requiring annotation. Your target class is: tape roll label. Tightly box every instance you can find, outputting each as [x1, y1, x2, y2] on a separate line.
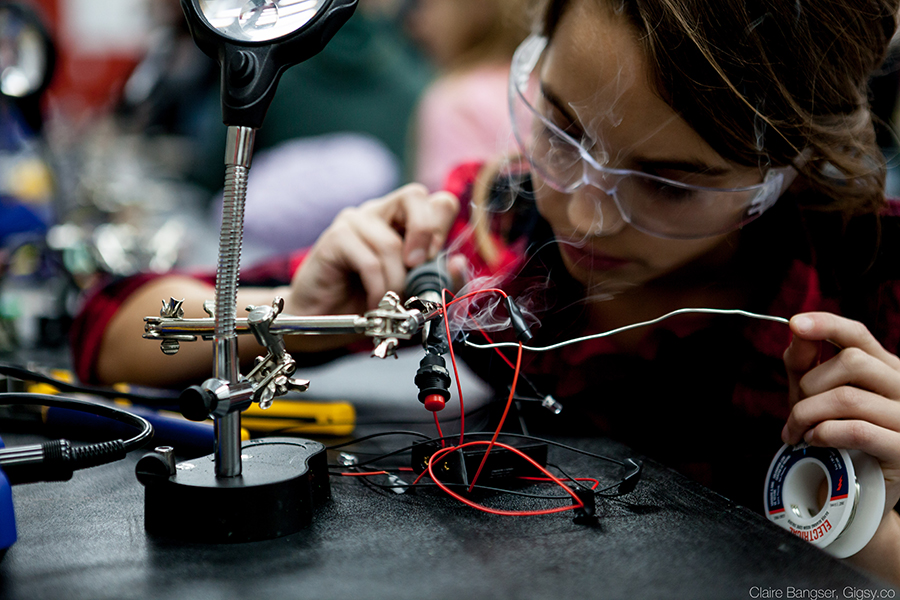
[765, 444, 852, 548]
[766, 445, 849, 513]
[764, 443, 885, 558]
[789, 513, 833, 543]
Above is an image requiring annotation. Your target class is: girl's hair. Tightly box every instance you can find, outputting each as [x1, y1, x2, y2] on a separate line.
[540, 0, 900, 216]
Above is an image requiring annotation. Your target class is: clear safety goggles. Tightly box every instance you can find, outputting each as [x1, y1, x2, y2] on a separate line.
[509, 35, 796, 239]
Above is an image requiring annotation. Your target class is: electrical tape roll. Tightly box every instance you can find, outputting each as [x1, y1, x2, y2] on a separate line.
[763, 443, 884, 558]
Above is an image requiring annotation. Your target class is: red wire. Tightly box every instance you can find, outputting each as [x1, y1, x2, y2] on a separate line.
[439, 286, 527, 493]
[411, 468, 429, 486]
[477, 327, 516, 370]
[445, 288, 508, 307]
[440, 286, 517, 445]
[467, 339, 523, 492]
[442, 288, 466, 445]
[426, 441, 584, 516]
[434, 412, 445, 447]
[424, 286, 590, 516]
[338, 471, 390, 477]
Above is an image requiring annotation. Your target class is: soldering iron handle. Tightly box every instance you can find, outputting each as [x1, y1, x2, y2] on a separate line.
[405, 259, 452, 305]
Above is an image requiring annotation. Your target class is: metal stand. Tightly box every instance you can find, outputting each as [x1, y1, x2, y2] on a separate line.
[136, 127, 329, 543]
[215, 124, 253, 478]
[136, 438, 329, 543]
[135, 125, 443, 541]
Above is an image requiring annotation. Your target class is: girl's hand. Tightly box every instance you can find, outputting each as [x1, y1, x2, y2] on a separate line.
[781, 312, 900, 563]
[285, 183, 460, 317]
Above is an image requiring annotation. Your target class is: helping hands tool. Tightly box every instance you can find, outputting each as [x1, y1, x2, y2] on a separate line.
[133, 0, 457, 544]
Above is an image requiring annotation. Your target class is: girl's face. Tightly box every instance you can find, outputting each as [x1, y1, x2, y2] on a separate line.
[534, 1, 767, 296]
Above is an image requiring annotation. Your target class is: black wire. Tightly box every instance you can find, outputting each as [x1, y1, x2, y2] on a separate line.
[448, 432, 632, 467]
[329, 468, 584, 501]
[325, 431, 438, 470]
[546, 462, 595, 493]
[0, 362, 178, 405]
[329, 442, 423, 468]
[0, 392, 153, 452]
[326, 430, 433, 450]
[326, 430, 634, 476]
[541, 461, 625, 496]
[326, 429, 639, 501]
[360, 480, 581, 501]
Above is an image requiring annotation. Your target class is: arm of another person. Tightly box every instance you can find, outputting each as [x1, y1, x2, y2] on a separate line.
[782, 312, 900, 585]
[94, 184, 460, 387]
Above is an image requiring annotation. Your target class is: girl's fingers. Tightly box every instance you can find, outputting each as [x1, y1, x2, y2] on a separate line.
[446, 254, 469, 292]
[790, 313, 900, 369]
[797, 347, 900, 401]
[294, 184, 461, 313]
[783, 387, 900, 446]
[326, 227, 390, 309]
[784, 312, 900, 408]
[365, 184, 459, 267]
[802, 419, 900, 472]
[422, 191, 461, 260]
[783, 334, 822, 407]
[342, 209, 408, 300]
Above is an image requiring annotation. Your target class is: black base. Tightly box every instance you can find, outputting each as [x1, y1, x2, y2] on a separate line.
[137, 438, 329, 543]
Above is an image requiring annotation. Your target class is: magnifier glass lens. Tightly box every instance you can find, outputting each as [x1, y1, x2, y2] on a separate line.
[197, 0, 326, 42]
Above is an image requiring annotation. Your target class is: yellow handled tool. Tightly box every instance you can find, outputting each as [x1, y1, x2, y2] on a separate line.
[242, 400, 355, 436]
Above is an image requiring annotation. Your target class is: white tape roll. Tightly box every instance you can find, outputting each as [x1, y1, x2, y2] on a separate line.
[763, 443, 885, 558]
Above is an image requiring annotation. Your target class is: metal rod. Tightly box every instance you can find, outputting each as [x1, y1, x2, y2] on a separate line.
[146, 314, 369, 337]
[213, 125, 255, 478]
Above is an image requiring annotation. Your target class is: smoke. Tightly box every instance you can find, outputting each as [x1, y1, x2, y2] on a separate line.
[444, 270, 545, 343]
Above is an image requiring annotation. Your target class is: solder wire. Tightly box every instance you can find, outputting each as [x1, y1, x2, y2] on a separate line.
[832, 477, 861, 543]
[462, 308, 790, 352]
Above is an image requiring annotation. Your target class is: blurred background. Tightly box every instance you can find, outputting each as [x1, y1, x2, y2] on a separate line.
[0, 0, 897, 360]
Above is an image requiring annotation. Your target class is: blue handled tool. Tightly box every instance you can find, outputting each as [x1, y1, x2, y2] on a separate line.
[0, 435, 18, 558]
[43, 404, 244, 458]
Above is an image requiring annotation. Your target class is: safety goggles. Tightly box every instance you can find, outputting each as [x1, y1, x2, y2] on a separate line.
[509, 35, 796, 239]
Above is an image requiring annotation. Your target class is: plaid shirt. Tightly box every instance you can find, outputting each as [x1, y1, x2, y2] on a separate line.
[441, 163, 900, 507]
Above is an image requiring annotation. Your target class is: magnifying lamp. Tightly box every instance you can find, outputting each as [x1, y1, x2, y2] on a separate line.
[179, 0, 356, 476]
[135, 0, 357, 543]
[182, 0, 357, 128]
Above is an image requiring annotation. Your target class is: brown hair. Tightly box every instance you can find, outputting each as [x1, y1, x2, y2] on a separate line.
[540, 0, 899, 216]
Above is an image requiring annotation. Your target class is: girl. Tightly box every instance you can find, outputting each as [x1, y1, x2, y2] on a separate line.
[76, 0, 900, 581]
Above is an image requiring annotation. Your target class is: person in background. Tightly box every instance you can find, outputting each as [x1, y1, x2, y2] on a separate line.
[119, 0, 433, 259]
[75, 0, 900, 583]
[406, 0, 531, 191]
[116, 0, 217, 141]
[190, 0, 433, 195]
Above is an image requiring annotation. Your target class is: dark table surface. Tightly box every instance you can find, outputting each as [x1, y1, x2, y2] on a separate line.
[0, 428, 895, 600]
[1, 348, 897, 599]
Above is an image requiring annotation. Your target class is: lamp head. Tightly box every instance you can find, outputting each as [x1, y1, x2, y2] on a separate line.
[180, 0, 358, 128]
